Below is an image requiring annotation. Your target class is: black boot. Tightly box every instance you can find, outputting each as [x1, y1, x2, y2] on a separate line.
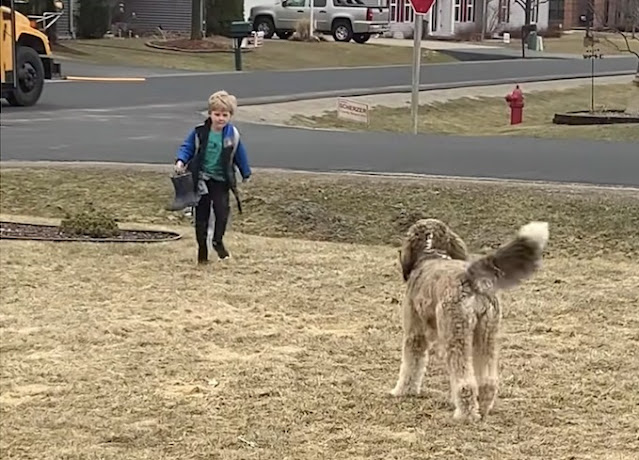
[167, 172, 198, 211]
[197, 245, 208, 264]
[212, 240, 230, 260]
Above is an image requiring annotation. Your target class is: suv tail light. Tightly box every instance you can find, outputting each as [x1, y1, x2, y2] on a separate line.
[366, 8, 373, 21]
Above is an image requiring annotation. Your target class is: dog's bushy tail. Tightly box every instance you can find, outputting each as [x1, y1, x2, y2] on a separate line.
[465, 222, 549, 293]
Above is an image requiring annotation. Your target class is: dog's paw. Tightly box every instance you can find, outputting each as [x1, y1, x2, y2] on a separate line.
[452, 408, 481, 423]
[389, 387, 404, 397]
[390, 386, 421, 397]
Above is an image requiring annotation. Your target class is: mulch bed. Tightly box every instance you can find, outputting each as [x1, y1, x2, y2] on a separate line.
[552, 109, 639, 125]
[145, 37, 235, 53]
[0, 222, 181, 243]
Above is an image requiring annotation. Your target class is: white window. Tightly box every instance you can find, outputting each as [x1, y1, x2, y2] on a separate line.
[404, 1, 415, 23]
[530, 0, 539, 23]
[455, 0, 475, 22]
[389, 0, 398, 22]
[498, 0, 510, 23]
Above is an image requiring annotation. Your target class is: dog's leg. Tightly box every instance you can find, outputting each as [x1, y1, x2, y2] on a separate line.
[390, 331, 430, 397]
[474, 301, 500, 419]
[440, 302, 480, 421]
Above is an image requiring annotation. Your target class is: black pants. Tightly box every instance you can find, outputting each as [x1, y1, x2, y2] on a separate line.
[194, 180, 230, 251]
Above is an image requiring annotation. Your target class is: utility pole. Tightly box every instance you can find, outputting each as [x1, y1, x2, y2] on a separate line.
[191, 0, 202, 40]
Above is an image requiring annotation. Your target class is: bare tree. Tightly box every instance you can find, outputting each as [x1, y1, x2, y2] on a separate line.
[483, 0, 501, 38]
[191, 0, 203, 40]
[592, 0, 639, 113]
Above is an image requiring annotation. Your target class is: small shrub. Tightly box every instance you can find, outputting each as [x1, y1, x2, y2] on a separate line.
[206, 0, 244, 37]
[60, 206, 120, 238]
[76, 0, 110, 39]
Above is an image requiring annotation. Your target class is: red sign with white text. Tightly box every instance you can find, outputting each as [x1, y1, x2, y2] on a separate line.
[409, 0, 435, 14]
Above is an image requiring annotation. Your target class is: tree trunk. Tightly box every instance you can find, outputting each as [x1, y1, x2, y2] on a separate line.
[191, 0, 203, 40]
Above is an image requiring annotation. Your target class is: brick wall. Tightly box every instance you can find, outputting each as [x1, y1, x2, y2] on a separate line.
[562, 0, 612, 29]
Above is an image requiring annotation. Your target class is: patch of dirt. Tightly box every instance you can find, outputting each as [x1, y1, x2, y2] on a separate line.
[0, 221, 180, 243]
[146, 37, 234, 53]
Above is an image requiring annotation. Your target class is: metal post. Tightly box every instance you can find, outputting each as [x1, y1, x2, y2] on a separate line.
[591, 54, 594, 112]
[10, 0, 17, 89]
[234, 38, 242, 71]
[411, 14, 423, 135]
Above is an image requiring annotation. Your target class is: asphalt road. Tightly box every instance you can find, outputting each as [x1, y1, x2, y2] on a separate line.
[1, 57, 638, 187]
[2, 103, 638, 187]
[8, 55, 637, 111]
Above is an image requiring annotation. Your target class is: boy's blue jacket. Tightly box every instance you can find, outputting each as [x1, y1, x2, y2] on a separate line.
[175, 120, 251, 214]
[176, 122, 251, 180]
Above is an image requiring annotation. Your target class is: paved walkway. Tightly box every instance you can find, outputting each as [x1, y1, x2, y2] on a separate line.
[233, 75, 634, 126]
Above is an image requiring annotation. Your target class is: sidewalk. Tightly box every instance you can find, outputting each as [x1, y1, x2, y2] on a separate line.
[367, 37, 584, 60]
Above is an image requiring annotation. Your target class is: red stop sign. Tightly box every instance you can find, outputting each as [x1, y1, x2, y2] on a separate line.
[409, 0, 435, 14]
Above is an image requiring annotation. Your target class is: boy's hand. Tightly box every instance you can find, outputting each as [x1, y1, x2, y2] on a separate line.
[174, 160, 186, 174]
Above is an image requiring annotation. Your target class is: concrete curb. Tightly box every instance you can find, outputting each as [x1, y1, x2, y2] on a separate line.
[236, 70, 637, 106]
[2, 161, 638, 194]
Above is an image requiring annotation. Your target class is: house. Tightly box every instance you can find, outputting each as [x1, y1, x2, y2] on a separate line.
[56, 0, 193, 38]
[560, 0, 636, 30]
[388, 0, 550, 38]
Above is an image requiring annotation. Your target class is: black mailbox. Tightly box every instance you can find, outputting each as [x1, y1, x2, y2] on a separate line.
[230, 21, 253, 39]
[229, 21, 253, 71]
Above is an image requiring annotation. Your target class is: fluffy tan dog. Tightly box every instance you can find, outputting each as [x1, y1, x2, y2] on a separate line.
[390, 218, 549, 421]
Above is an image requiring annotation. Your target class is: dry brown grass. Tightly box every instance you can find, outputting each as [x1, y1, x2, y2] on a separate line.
[1, 167, 638, 258]
[290, 84, 639, 142]
[55, 38, 455, 72]
[501, 31, 639, 56]
[1, 217, 638, 459]
[1, 167, 639, 458]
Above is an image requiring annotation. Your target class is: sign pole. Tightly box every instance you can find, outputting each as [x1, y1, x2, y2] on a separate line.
[411, 13, 423, 135]
[309, 0, 314, 38]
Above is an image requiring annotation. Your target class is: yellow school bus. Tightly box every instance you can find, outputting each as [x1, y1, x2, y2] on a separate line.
[1, 0, 61, 106]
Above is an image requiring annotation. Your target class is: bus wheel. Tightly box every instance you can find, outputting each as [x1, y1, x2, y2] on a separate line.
[6, 46, 45, 107]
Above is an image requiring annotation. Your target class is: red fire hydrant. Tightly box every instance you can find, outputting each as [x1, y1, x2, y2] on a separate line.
[505, 85, 524, 125]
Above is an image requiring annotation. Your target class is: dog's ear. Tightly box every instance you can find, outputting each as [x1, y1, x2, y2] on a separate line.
[399, 239, 417, 282]
[447, 229, 469, 260]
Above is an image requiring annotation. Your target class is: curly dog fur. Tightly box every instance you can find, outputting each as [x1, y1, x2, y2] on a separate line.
[390, 218, 549, 421]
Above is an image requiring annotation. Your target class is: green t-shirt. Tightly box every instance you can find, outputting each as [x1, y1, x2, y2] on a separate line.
[202, 130, 226, 181]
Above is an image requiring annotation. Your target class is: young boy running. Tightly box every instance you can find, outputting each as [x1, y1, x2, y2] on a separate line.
[174, 90, 252, 264]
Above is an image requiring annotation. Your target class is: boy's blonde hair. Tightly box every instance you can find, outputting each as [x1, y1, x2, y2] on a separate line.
[208, 90, 237, 115]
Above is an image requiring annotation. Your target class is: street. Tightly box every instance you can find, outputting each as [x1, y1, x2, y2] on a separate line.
[1, 56, 638, 186]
